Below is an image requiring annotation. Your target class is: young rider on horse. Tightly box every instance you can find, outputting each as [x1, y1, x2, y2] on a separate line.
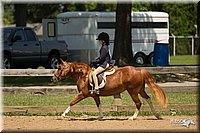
[91, 32, 111, 94]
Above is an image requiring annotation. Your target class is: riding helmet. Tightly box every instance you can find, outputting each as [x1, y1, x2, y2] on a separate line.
[96, 32, 109, 44]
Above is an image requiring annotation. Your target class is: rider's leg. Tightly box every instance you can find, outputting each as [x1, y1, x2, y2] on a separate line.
[92, 66, 105, 93]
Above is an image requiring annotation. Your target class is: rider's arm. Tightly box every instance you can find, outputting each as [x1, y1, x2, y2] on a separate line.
[95, 46, 108, 64]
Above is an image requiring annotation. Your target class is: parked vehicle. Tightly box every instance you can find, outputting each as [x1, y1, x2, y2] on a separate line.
[3, 27, 69, 69]
[43, 11, 169, 65]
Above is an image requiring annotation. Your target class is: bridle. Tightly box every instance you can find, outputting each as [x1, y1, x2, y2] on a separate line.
[53, 64, 67, 81]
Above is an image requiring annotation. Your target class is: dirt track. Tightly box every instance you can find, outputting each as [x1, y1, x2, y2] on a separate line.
[3, 115, 198, 132]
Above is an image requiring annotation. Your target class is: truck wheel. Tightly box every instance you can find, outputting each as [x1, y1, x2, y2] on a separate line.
[3, 55, 11, 69]
[48, 54, 59, 69]
[134, 53, 146, 65]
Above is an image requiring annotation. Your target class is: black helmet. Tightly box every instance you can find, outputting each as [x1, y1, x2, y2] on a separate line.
[96, 32, 109, 44]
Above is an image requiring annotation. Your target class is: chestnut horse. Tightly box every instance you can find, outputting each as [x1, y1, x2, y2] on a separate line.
[51, 59, 167, 120]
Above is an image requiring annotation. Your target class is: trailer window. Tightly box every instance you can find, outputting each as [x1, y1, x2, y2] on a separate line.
[97, 22, 168, 29]
[48, 22, 55, 37]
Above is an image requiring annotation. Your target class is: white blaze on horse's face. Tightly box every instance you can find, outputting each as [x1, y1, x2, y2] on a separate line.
[51, 62, 71, 82]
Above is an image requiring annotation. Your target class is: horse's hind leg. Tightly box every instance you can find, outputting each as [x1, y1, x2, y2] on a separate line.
[139, 88, 160, 119]
[127, 89, 142, 120]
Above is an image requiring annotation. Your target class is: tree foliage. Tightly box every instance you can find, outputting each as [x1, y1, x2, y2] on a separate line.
[3, 4, 14, 24]
[162, 3, 197, 36]
[27, 4, 63, 23]
[3, 2, 198, 36]
[3, 2, 199, 56]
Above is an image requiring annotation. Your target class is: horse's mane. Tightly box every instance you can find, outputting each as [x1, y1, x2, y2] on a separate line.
[70, 62, 91, 78]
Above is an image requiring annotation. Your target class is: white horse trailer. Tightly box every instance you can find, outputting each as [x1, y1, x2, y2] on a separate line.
[43, 12, 169, 64]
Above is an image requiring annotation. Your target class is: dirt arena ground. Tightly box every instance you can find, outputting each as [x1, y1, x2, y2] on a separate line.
[3, 115, 198, 132]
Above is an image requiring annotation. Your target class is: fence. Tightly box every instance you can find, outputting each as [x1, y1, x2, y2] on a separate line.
[2, 66, 199, 106]
[2, 66, 199, 76]
[169, 36, 200, 56]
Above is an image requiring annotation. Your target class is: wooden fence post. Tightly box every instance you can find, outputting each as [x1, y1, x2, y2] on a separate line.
[113, 93, 122, 106]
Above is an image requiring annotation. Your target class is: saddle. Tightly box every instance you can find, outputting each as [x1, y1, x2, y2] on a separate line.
[88, 60, 116, 89]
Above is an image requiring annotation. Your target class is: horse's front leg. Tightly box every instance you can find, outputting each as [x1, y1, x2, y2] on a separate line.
[61, 92, 85, 117]
[93, 96, 104, 120]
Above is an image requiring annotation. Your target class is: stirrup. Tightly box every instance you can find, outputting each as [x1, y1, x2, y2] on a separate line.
[89, 88, 99, 95]
[94, 89, 99, 95]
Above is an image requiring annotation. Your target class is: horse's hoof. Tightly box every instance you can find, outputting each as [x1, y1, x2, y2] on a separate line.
[61, 114, 65, 117]
[128, 117, 136, 120]
[97, 116, 104, 121]
[155, 114, 161, 119]
[57, 116, 64, 120]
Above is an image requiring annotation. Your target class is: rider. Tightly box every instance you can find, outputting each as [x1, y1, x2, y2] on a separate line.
[91, 32, 111, 94]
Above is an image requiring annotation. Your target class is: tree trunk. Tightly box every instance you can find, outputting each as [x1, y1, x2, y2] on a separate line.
[198, 1, 200, 37]
[113, 3, 133, 66]
[14, 4, 27, 27]
[112, 2, 133, 106]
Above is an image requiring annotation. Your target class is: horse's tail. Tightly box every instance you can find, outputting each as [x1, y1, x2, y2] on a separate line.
[141, 69, 167, 107]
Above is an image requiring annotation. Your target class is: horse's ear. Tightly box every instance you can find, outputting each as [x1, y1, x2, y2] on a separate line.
[60, 58, 65, 64]
[70, 63, 74, 72]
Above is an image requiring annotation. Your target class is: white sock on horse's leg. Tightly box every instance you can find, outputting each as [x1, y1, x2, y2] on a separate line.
[145, 98, 160, 119]
[61, 106, 71, 117]
[129, 108, 139, 120]
[98, 104, 104, 119]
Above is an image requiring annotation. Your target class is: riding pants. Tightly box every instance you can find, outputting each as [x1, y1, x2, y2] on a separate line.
[92, 63, 109, 89]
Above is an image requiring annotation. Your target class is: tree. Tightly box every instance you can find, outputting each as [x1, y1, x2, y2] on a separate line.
[198, 1, 200, 37]
[113, 3, 134, 66]
[27, 4, 61, 23]
[14, 4, 27, 26]
[3, 4, 14, 24]
[112, 2, 133, 105]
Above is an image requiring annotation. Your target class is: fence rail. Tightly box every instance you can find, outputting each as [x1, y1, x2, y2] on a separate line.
[169, 36, 200, 56]
[1, 66, 199, 76]
[2, 66, 199, 106]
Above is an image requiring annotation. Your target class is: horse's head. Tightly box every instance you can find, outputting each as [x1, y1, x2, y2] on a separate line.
[51, 59, 73, 82]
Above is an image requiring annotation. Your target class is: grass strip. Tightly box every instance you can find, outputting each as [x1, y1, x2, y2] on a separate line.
[3, 110, 198, 116]
[3, 92, 198, 106]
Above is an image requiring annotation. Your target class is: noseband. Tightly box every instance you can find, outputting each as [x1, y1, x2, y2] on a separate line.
[53, 65, 67, 81]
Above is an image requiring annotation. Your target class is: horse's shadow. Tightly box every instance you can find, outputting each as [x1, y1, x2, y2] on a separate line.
[56, 116, 163, 121]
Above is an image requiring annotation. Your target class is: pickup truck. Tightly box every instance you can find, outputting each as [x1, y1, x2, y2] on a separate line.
[3, 27, 69, 69]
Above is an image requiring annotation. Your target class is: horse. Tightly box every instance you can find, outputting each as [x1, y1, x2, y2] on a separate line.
[51, 59, 167, 120]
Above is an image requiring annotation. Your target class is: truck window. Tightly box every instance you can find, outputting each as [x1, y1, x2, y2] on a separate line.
[48, 22, 55, 37]
[3, 29, 12, 42]
[13, 29, 25, 41]
[24, 29, 37, 41]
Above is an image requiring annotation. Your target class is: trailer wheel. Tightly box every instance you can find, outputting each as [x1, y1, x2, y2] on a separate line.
[134, 53, 146, 65]
[47, 54, 59, 69]
[3, 55, 11, 69]
[148, 52, 154, 65]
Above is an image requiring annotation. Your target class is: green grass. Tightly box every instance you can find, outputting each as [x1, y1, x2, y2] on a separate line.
[3, 92, 198, 106]
[169, 55, 199, 65]
[4, 110, 197, 116]
[3, 92, 198, 116]
[3, 76, 75, 87]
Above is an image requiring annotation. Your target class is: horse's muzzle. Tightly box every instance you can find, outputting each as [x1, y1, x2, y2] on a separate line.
[51, 76, 59, 82]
